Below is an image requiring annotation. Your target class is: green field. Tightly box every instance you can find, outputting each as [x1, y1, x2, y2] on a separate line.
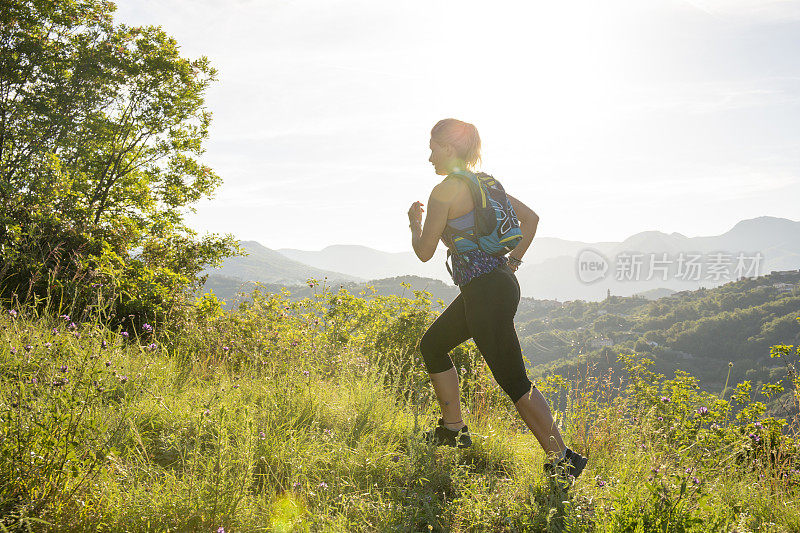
[2, 283, 798, 532]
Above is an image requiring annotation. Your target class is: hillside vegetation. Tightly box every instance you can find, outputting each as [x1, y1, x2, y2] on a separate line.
[2, 281, 799, 532]
[515, 271, 800, 397]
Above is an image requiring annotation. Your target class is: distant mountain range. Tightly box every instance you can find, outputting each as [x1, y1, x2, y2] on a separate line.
[201, 216, 800, 303]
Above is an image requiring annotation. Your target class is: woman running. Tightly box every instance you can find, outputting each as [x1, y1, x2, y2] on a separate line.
[408, 118, 587, 481]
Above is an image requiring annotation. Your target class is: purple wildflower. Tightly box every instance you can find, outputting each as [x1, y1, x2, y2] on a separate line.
[59, 365, 68, 373]
[29, 377, 38, 385]
[9, 309, 17, 318]
[692, 477, 700, 485]
[105, 360, 111, 367]
[259, 430, 265, 439]
[10, 347, 16, 355]
[68, 322, 77, 331]
[203, 409, 210, 416]
[657, 416, 663, 421]
[697, 406, 708, 416]
[218, 527, 225, 533]
[121, 331, 129, 339]
[148, 343, 157, 351]
[119, 375, 128, 384]
[142, 323, 153, 333]
[101, 339, 107, 349]
[685, 467, 693, 474]
[318, 481, 328, 490]
[292, 481, 301, 491]
[660, 396, 670, 403]
[302, 370, 310, 377]
[60, 314, 70, 321]
[44, 342, 52, 349]
[24, 345, 32, 352]
[222, 346, 229, 352]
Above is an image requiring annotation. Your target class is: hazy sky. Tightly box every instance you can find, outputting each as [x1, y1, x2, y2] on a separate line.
[114, 0, 800, 253]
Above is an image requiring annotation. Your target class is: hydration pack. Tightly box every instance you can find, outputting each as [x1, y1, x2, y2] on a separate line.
[443, 170, 523, 274]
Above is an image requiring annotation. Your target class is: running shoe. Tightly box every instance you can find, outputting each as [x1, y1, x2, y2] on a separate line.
[544, 448, 588, 486]
[422, 418, 472, 448]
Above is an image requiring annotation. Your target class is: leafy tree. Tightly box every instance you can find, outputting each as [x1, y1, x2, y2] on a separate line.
[0, 0, 239, 330]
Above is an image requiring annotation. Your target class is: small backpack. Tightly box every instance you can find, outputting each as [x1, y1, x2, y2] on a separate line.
[443, 169, 523, 272]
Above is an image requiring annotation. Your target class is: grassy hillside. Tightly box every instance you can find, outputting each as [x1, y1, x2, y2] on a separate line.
[1, 284, 799, 532]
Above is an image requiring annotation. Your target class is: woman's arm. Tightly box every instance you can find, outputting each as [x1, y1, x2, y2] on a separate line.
[410, 182, 453, 262]
[506, 193, 539, 263]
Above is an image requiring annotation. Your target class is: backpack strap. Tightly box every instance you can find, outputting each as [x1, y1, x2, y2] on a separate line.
[446, 249, 453, 277]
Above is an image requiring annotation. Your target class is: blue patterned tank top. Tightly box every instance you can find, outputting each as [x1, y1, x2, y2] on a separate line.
[444, 210, 508, 287]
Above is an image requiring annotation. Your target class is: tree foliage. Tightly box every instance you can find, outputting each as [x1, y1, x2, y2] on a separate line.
[0, 0, 239, 330]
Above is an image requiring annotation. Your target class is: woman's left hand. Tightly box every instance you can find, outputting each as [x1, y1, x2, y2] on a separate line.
[408, 201, 424, 226]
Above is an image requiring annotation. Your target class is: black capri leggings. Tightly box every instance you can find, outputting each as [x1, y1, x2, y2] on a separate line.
[419, 262, 532, 404]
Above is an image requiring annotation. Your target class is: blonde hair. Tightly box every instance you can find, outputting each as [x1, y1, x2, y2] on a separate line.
[431, 118, 482, 170]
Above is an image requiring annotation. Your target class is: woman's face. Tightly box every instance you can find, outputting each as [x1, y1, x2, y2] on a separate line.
[428, 137, 455, 176]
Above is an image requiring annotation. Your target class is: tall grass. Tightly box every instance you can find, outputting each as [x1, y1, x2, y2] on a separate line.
[1, 282, 798, 532]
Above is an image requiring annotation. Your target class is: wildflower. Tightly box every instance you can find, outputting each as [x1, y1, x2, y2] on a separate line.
[651, 467, 659, 474]
[24, 345, 32, 352]
[660, 396, 670, 403]
[59, 365, 68, 373]
[10, 347, 16, 355]
[595, 476, 606, 487]
[292, 481, 301, 491]
[101, 340, 107, 349]
[697, 406, 709, 416]
[142, 323, 153, 333]
[29, 377, 38, 385]
[203, 409, 210, 417]
[68, 322, 77, 331]
[60, 315, 70, 321]
[222, 346, 229, 352]
[121, 331, 129, 339]
[318, 481, 328, 490]
[148, 343, 157, 351]
[218, 527, 225, 533]
[754, 421, 762, 429]
[685, 467, 693, 474]
[9, 310, 17, 318]
[302, 370, 310, 377]
[44, 342, 52, 349]
[259, 430, 265, 440]
[291, 340, 299, 347]
[119, 375, 128, 384]
[692, 477, 700, 485]
[657, 416, 663, 421]
[52, 328, 58, 335]
[105, 361, 111, 367]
